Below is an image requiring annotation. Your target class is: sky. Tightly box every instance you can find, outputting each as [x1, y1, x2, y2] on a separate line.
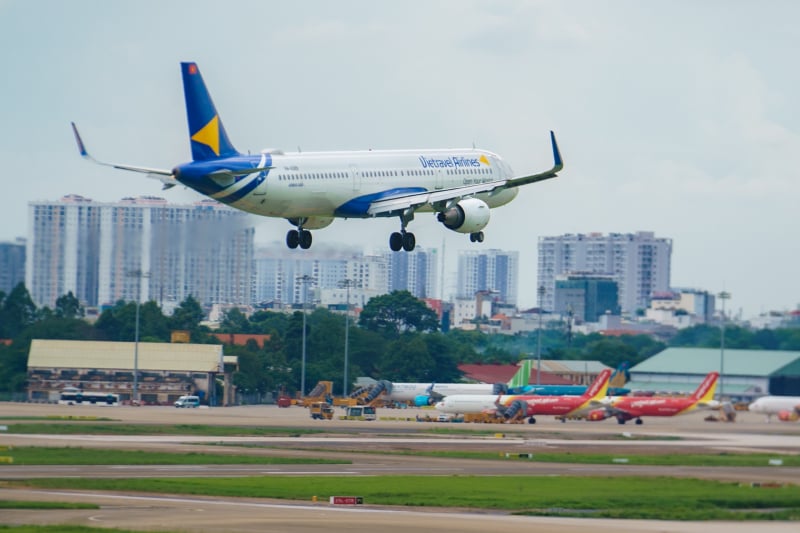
[1, 1, 798, 319]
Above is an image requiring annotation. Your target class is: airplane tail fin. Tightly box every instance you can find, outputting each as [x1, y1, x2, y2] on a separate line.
[181, 62, 239, 161]
[582, 369, 612, 400]
[691, 372, 719, 403]
[507, 359, 533, 388]
[608, 362, 630, 389]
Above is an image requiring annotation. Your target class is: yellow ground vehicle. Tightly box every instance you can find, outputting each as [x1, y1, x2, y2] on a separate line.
[309, 402, 334, 420]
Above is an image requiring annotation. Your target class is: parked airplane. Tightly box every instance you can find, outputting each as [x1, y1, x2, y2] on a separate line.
[434, 368, 612, 424]
[523, 361, 631, 397]
[748, 395, 800, 422]
[366, 360, 628, 406]
[72, 62, 563, 252]
[586, 371, 720, 425]
[363, 359, 538, 406]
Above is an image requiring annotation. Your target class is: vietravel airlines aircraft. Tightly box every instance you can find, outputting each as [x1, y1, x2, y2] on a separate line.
[72, 62, 563, 251]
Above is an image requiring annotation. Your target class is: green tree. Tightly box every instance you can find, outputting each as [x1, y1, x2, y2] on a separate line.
[358, 291, 439, 336]
[378, 334, 436, 382]
[0, 283, 37, 338]
[169, 296, 205, 335]
[219, 308, 252, 333]
[54, 291, 84, 319]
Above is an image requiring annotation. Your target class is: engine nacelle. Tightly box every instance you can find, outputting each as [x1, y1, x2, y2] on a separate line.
[437, 198, 490, 234]
[777, 409, 800, 422]
[586, 409, 610, 421]
[414, 395, 432, 407]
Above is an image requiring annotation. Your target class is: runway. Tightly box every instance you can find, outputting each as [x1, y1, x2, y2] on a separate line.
[1, 402, 799, 532]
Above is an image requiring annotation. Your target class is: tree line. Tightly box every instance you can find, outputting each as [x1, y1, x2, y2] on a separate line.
[1, 283, 798, 397]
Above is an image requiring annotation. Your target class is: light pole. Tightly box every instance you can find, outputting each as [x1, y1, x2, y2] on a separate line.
[718, 290, 731, 400]
[338, 279, 359, 397]
[128, 269, 150, 405]
[536, 284, 545, 386]
[297, 274, 314, 396]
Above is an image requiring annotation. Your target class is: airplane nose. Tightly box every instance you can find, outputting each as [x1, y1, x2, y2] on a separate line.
[434, 401, 444, 410]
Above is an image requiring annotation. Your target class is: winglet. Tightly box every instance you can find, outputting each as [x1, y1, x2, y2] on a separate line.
[550, 130, 563, 171]
[71, 122, 90, 159]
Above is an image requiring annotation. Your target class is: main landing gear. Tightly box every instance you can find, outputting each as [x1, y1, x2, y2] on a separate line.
[390, 208, 417, 252]
[469, 231, 484, 243]
[389, 230, 416, 252]
[286, 228, 312, 249]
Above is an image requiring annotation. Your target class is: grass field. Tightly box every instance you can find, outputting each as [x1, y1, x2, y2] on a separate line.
[0, 446, 349, 465]
[1, 445, 797, 468]
[13, 475, 800, 521]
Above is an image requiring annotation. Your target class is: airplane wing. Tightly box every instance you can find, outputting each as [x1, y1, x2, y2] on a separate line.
[71, 122, 179, 189]
[367, 131, 563, 217]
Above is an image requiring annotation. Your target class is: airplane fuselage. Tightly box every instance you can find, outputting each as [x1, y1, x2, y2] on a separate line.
[748, 396, 800, 421]
[604, 396, 700, 418]
[73, 62, 562, 253]
[173, 148, 518, 221]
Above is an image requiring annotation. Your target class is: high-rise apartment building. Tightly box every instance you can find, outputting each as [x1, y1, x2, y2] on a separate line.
[456, 249, 519, 305]
[384, 246, 438, 299]
[554, 274, 620, 322]
[537, 231, 671, 314]
[253, 244, 439, 307]
[254, 244, 390, 307]
[0, 238, 26, 294]
[27, 195, 254, 308]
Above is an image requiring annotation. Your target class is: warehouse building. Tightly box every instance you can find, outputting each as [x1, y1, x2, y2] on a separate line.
[628, 347, 800, 400]
[27, 340, 238, 406]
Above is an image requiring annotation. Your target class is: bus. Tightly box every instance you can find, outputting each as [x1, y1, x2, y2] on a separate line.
[59, 388, 120, 406]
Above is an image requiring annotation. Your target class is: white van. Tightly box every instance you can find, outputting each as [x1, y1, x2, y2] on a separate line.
[174, 395, 200, 408]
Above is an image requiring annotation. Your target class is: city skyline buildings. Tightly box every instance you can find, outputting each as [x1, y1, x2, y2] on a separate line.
[12, 195, 787, 324]
[26, 195, 254, 309]
[456, 249, 520, 306]
[538, 232, 672, 315]
[0, 238, 26, 295]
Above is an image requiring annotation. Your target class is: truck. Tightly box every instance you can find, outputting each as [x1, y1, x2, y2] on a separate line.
[340, 405, 377, 421]
[309, 402, 334, 420]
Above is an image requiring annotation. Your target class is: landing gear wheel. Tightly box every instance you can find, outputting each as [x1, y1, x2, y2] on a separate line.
[470, 231, 484, 243]
[402, 231, 416, 252]
[528, 417, 536, 424]
[389, 232, 403, 252]
[299, 229, 312, 249]
[286, 230, 299, 249]
[635, 418, 643, 425]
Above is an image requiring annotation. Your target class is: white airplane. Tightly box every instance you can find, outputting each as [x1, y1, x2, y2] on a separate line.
[72, 62, 563, 252]
[748, 395, 800, 422]
[435, 369, 612, 424]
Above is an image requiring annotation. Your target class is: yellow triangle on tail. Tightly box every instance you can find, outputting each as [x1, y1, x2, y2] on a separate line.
[191, 115, 221, 156]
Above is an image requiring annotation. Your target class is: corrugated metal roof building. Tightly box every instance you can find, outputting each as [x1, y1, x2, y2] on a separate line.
[27, 339, 237, 406]
[628, 347, 800, 399]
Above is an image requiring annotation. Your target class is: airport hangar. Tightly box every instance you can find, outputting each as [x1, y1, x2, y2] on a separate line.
[26, 339, 239, 406]
[626, 347, 800, 400]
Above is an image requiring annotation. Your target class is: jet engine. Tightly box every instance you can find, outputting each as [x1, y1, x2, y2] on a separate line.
[437, 198, 490, 234]
[414, 395, 433, 407]
[777, 409, 800, 422]
[586, 409, 611, 421]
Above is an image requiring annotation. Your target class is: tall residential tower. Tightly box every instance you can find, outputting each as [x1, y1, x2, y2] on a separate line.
[537, 232, 671, 315]
[27, 195, 254, 309]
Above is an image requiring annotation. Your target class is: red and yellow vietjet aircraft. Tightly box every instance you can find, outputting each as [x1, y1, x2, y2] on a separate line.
[587, 371, 720, 425]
